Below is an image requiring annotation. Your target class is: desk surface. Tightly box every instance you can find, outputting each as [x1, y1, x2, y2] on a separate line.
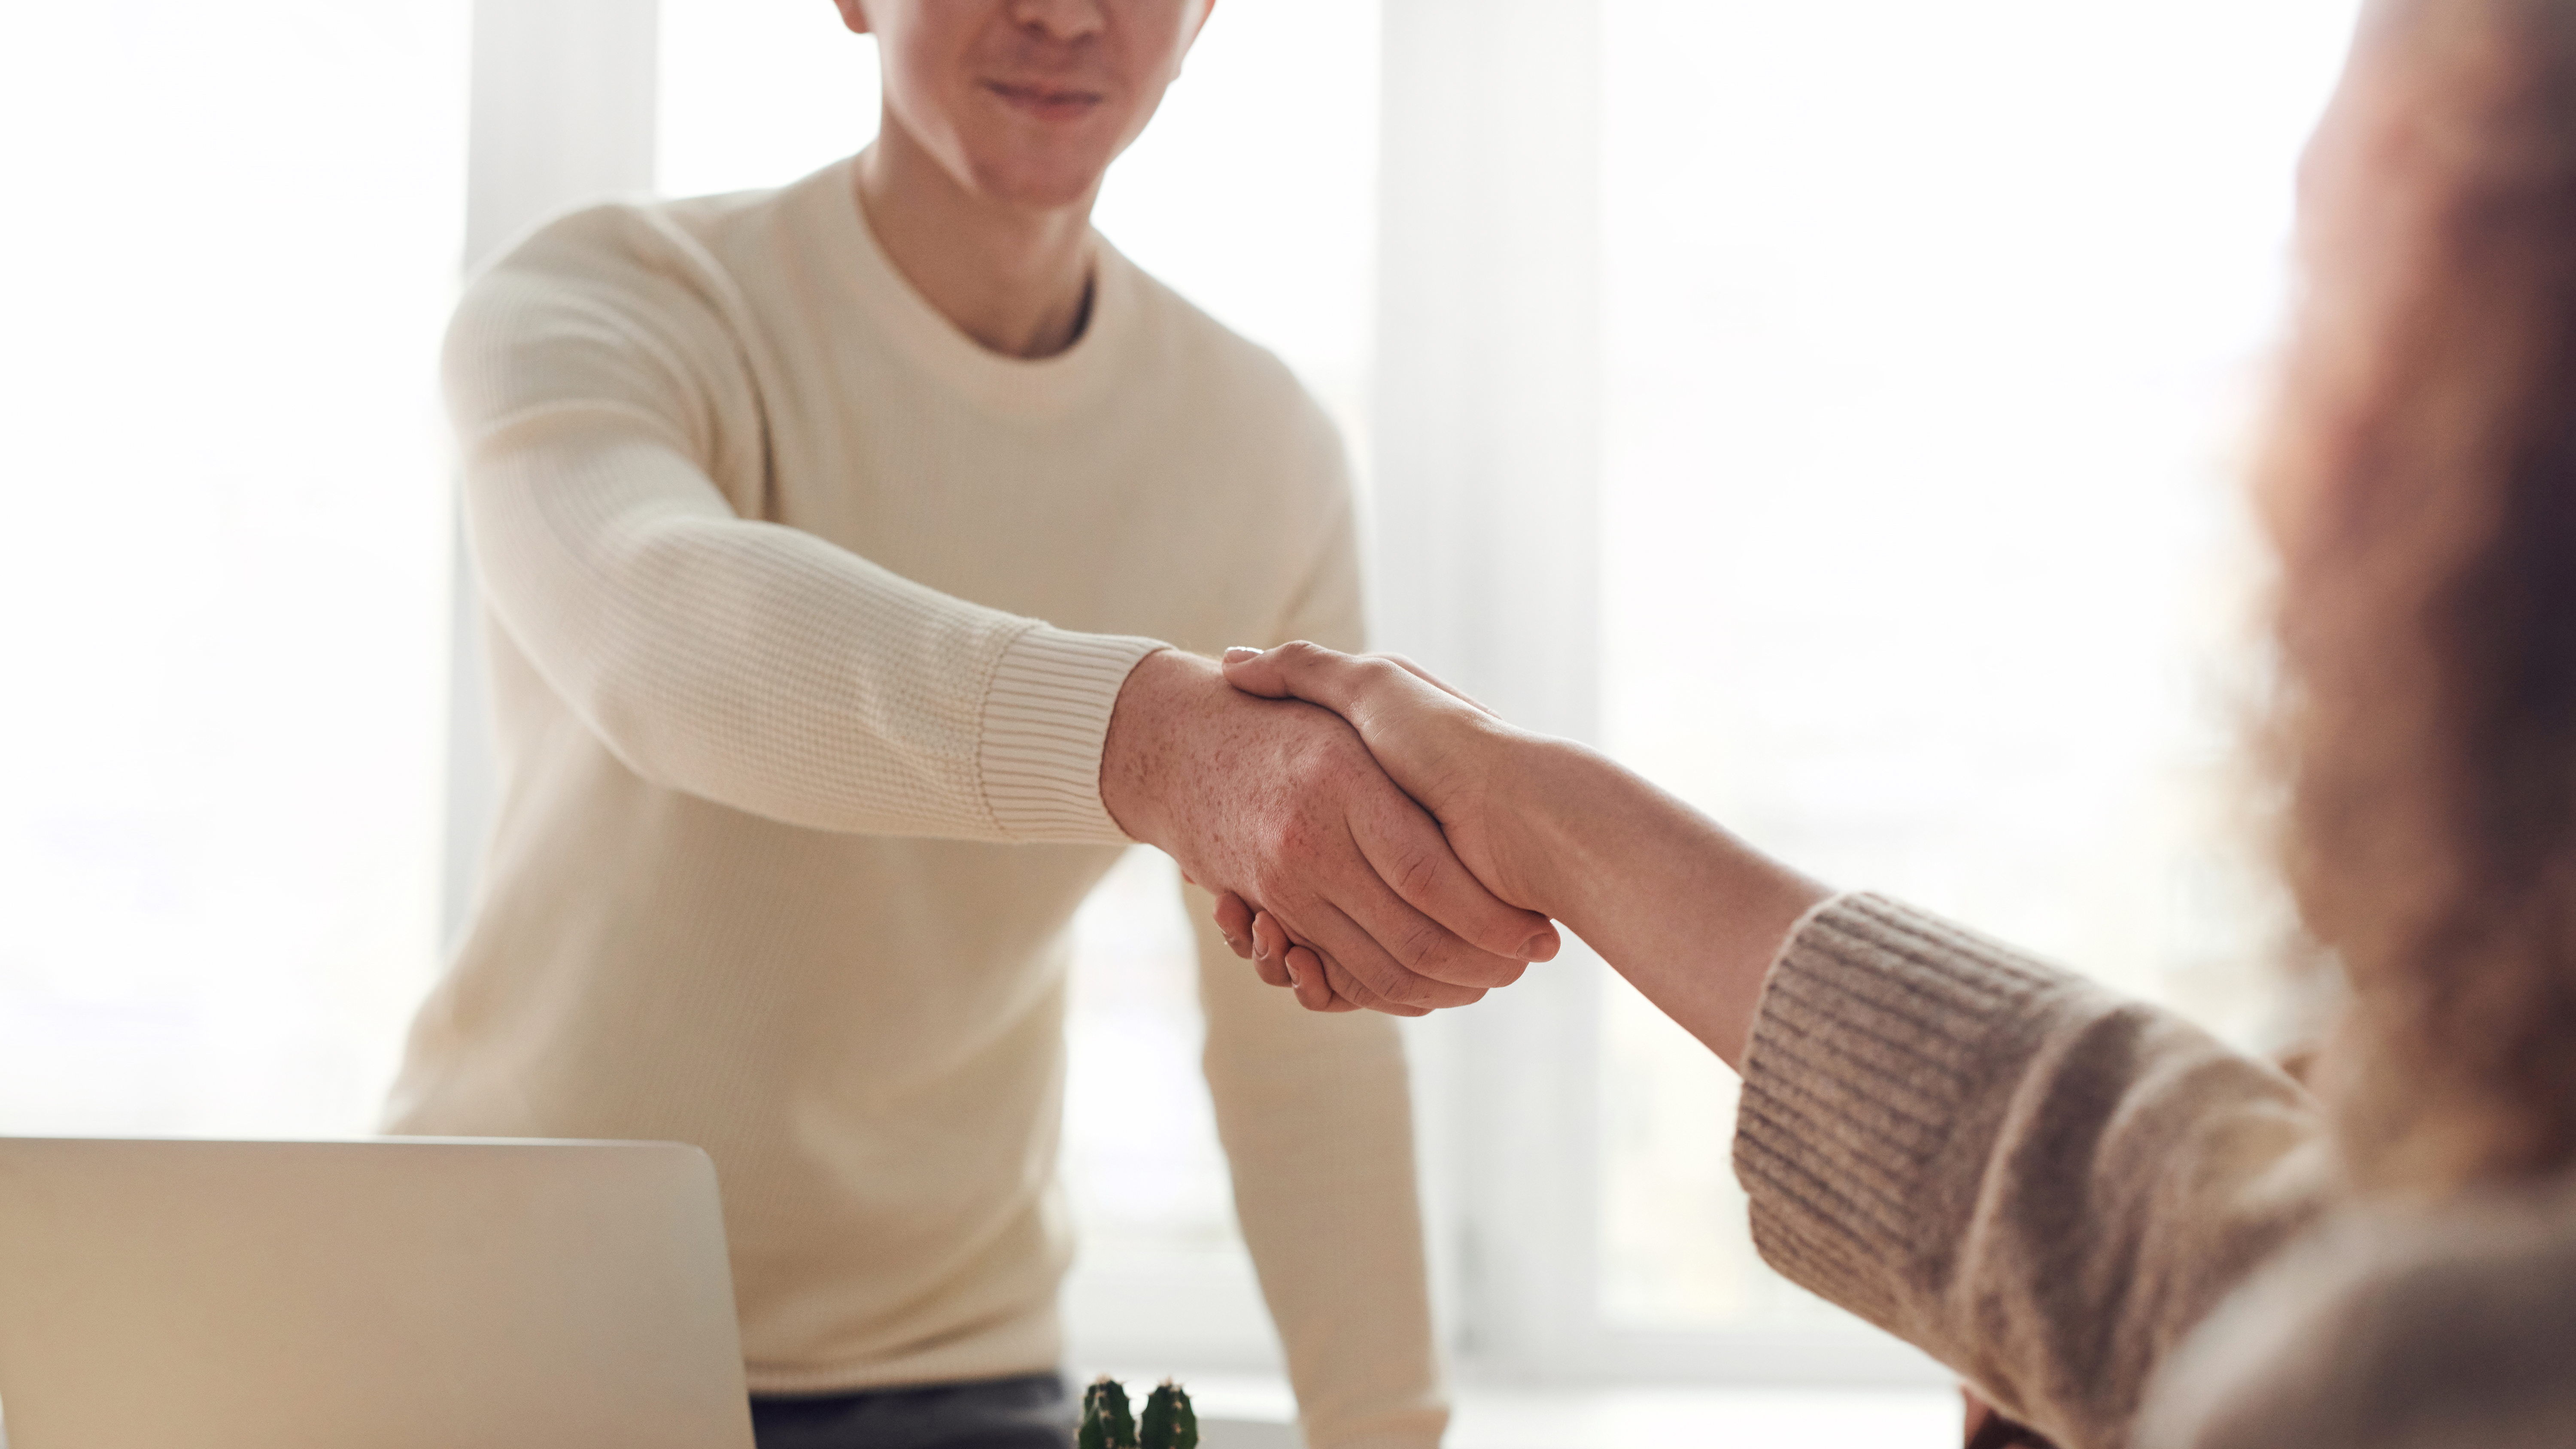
[1173, 1376, 1958, 1449]
[7, 1382, 1959, 1449]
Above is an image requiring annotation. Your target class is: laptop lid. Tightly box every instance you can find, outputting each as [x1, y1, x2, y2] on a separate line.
[0, 1137, 755, 1449]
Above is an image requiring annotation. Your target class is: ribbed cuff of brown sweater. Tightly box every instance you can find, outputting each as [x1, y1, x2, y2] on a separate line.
[1730, 891, 2078, 1334]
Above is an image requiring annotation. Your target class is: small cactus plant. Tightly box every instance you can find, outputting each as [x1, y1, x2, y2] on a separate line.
[1139, 1381, 1200, 1449]
[1077, 1378, 1134, 1449]
[1078, 1376, 1197, 1449]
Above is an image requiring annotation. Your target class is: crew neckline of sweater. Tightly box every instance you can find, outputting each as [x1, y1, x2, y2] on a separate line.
[805, 152, 1134, 425]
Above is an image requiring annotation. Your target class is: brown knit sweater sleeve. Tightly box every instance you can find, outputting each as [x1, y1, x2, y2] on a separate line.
[1732, 893, 2336, 1449]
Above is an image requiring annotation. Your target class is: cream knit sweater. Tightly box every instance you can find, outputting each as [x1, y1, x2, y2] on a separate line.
[384, 157, 1443, 1447]
[1741, 893, 2576, 1448]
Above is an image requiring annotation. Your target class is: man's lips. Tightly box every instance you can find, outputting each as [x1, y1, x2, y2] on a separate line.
[981, 79, 1107, 122]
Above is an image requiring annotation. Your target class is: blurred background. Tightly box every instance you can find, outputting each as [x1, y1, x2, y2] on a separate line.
[0, 0, 2362, 1439]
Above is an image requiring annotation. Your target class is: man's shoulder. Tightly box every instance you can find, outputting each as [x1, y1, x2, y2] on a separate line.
[474, 177, 805, 300]
[443, 180, 823, 444]
[448, 169, 835, 365]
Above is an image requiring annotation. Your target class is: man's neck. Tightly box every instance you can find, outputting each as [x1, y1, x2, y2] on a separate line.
[854, 124, 1099, 361]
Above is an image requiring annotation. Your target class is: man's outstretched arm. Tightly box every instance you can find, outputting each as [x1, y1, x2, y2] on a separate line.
[453, 207, 1553, 998]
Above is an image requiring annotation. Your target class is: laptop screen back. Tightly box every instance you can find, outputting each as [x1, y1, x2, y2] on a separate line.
[0, 1137, 754, 1449]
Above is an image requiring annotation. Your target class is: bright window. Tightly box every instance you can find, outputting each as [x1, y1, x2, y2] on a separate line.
[1593, 0, 2364, 1342]
[0, 4, 465, 1138]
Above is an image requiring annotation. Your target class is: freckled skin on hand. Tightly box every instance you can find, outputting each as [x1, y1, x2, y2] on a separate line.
[1098, 649, 1542, 1013]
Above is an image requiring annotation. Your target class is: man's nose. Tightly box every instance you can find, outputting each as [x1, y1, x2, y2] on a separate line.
[1004, 0, 1109, 43]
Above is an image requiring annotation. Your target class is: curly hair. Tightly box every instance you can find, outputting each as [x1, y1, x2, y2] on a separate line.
[2264, 0, 2576, 1190]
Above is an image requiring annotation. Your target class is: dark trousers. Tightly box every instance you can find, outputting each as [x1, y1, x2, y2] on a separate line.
[751, 1372, 1075, 1449]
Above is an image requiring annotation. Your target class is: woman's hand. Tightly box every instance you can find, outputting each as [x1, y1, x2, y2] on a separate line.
[1209, 641, 1830, 1067]
[1103, 649, 1556, 1015]
[1220, 644, 1547, 907]
[1211, 642, 1560, 1011]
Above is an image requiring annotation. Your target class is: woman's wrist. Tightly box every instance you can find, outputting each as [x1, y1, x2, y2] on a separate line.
[1492, 735, 1829, 1067]
[1484, 734, 1620, 923]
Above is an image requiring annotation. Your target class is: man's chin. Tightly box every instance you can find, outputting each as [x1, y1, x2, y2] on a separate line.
[968, 157, 1112, 213]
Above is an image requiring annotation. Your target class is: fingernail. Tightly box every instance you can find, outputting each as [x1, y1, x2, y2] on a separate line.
[1222, 646, 1260, 664]
[1523, 930, 1558, 960]
[1252, 935, 1270, 962]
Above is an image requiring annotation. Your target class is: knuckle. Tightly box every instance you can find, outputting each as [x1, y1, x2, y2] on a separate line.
[1281, 753, 1331, 799]
[1388, 847, 1444, 908]
[1255, 810, 1312, 867]
[1302, 730, 1365, 776]
[1315, 956, 1364, 997]
[1390, 917, 1447, 973]
[1348, 963, 1407, 1008]
[1399, 983, 1455, 1012]
[1382, 969, 1442, 1011]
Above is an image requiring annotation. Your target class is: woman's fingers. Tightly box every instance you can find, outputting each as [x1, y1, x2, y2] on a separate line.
[1248, 909, 1294, 989]
[1302, 942, 1416, 1014]
[1307, 955, 1374, 1012]
[1224, 641, 1482, 726]
[1245, 907, 1361, 1011]
[1282, 944, 1358, 1012]
[1220, 640, 1382, 714]
[1212, 890, 1256, 961]
[1379, 652, 1498, 717]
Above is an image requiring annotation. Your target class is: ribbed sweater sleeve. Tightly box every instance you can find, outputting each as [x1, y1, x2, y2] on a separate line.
[444, 208, 1165, 843]
[1732, 893, 2336, 1449]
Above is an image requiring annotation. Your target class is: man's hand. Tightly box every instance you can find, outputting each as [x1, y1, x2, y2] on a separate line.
[1219, 644, 1551, 905]
[1100, 649, 1558, 1015]
[1206, 642, 1558, 1011]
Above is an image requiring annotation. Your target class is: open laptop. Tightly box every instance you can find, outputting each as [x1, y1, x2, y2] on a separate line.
[0, 1136, 755, 1449]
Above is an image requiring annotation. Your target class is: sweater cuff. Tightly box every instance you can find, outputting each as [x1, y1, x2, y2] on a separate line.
[1729, 892, 2072, 1329]
[977, 624, 1169, 844]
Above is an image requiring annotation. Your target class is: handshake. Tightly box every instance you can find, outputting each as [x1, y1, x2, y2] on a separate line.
[1097, 641, 1560, 1017]
[1101, 640, 1825, 1056]
[1200, 644, 1561, 1015]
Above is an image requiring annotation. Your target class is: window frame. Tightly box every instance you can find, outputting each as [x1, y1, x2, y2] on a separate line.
[443, 0, 660, 951]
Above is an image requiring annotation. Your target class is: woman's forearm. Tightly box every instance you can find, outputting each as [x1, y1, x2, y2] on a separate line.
[1212, 640, 1827, 1051]
[1505, 738, 1831, 1070]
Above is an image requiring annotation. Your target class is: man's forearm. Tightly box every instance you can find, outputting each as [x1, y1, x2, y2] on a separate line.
[470, 432, 1163, 843]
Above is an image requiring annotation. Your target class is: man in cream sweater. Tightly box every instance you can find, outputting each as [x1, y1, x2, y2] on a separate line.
[385, 3, 1555, 1446]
